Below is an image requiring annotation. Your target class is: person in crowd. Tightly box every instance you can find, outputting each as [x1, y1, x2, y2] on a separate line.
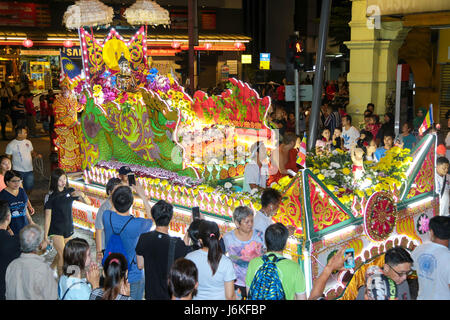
[272, 105, 288, 137]
[5, 125, 42, 194]
[374, 132, 394, 161]
[366, 103, 375, 114]
[331, 127, 344, 151]
[0, 200, 20, 300]
[136, 200, 190, 300]
[376, 112, 394, 145]
[223, 206, 265, 300]
[168, 258, 199, 300]
[435, 157, 450, 216]
[308, 247, 346, 300]
[319, 101, 329, 131]
[341, 115, 360, 151]
[11, 93, 26, 128]
[363, 113, 372, 131]
[95, 177, 123, 263]
[367, 114, 381, 141]
[286, 112, 296, 133]
[0, 155, 33, 213]
[0, 170, 34, 235]
[365, 139, 378, 162]
[254, 188, 281, 236]
[5, 224, 58, 300]
[326, 80, 337, 102]
[267, 132, 298, 185]
[356, 247, 413, 300]
[90, 253, 132, 300]
[103, 185, 152, 300]
[413, 107, 427, 131]
[185, 220, 236, 300]
[411, 216, 450, 300]
[246, 223, 306, 300]
[445, 114, 450, 160]
[41, 168, 91, 277]
[399, 122, 417, 151]
[24, 92, 37, 137]
[47, 89, 56, 134]
[315, 128, 332, 155]
[39, 95, 50, 133]
[243, 141, 269, 193]
[324, 104, 341, 137]
[187, 219, 203, 251]
[0, 81, 12, 141]
[117, 166, 132, 185]
[276, 79, 286, 103]
[58, 238, 100, 300]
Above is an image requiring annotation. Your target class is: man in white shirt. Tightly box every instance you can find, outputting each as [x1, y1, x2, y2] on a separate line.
[254, 188, 282, 236]
[5, 126, 42, 194]
[243, 141, 269, 193]
[411, 216, 450, 300]
[341, 115, 360, 151]
[435, 157, 450, 216]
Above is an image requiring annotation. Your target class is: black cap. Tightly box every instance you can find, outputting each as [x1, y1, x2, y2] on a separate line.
[118, 166, 132, 175]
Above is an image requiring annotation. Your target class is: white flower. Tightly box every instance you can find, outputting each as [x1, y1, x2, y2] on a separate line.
[224, 182, 232, 189]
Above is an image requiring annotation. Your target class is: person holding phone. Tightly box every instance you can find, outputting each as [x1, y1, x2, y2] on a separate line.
[118, 166, 132, 185]
[41, 168, 92, 277]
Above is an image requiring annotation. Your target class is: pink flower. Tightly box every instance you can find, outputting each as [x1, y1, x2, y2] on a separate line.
[418, 215, 430, 234]
[120, 92, 129, 104]
[79, 95, 87, 104]
[240, 241, 263, 262]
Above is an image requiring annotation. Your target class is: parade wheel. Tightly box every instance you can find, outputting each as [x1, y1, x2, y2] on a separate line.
[364, 192, 397, 242]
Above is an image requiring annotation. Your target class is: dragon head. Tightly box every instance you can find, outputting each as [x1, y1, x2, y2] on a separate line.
[140, 88, 179, 130]
[81, 95, 113, 141]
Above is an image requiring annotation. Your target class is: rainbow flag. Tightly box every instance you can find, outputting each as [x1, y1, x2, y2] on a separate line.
[297, 134, 307, 167]
[418, 105, 433, 135]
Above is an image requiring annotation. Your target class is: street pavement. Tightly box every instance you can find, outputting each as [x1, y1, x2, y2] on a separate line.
[0, 121, 97, 265]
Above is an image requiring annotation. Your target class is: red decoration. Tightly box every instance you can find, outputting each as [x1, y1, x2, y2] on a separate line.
[364, 192, 397, 242]
[234, 42, 243, 49]
[204, 43, 212, 50]
[63, 39, 73, 48]
[171, 41, 181, 49]
[22, 39, 33, 48]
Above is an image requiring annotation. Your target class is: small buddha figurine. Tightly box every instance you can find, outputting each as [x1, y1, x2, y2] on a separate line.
[351, 145, 365, 181]
[116, 53, 136, 91]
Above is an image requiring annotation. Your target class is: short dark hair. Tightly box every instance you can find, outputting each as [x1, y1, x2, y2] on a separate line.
[0, 200, 10, 224]
[187, 219, 202, 250]
[367, 103, 375, 109]
[384, 131, 394, 139]
[14, 125, 27, 138]
[384, 247, 413, 267]
[261, 188, 282, 208]
[343, 114, 352, 124]
[106, 178, 122, 196]
[63, 238, 90, 277]
[151, 200, 173, 226]
[265, 223, 289, 252]
[429, 216, 450, 240]
[282, 132, 297, 145]
[168, 258, 198, 299]
[4, 170, 22, 183]
[437, 156, 449, 166]
[111, 186, 134, 213]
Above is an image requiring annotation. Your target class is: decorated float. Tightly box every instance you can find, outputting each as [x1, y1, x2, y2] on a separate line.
[58, 0, 439, 300]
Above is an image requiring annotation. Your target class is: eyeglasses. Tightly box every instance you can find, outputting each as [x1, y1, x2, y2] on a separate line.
[387, 264, 413, 277]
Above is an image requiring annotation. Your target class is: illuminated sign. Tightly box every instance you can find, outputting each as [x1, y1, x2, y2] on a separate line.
[259, 53, 270, 70]
[241, 54, 252, 64]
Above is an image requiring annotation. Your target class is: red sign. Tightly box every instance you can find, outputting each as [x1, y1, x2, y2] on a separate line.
[0, 2, 50, 27]
[201, 11, 216, 30]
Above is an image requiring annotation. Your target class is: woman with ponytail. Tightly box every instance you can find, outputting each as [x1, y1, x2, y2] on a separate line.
[90, 253, 132, 300]
[185, 220, 236, 300]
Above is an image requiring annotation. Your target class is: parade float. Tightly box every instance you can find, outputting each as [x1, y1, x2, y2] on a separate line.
[59, 0, 439, 300]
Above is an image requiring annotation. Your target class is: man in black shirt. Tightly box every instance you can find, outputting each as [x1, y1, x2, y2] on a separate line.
[136, 200, 190, 300]
[0, 200, 20, 300]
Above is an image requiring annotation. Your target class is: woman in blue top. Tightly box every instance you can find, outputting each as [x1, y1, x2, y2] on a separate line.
[58, 238, 100, 300]
[0, 170, 34, 235]
[399, 122, 417, 152]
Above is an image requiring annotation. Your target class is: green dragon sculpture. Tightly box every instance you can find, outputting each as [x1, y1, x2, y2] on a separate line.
[81, 92, 198, 179]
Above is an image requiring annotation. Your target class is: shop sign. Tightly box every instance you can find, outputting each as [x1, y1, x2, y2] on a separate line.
[241, 54, 252, 64]
[20, 50, 59, 56]
[221, 64, 229, 80]
[366, 0, 450, 16]
[61, 48, 82, 58]
[226, 60, 238, 75]
[259, 53, 270, 70]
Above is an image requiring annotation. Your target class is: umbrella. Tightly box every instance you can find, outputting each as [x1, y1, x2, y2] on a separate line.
[63, 0, 114, 30]
[124, 0, 171, 27]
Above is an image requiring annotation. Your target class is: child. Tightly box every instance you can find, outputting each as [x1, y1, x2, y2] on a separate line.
[286, 112, 296, 133]
[331, 127, 343, 151]
[366, 115, 381, 140]
[316, 128, 332, 155]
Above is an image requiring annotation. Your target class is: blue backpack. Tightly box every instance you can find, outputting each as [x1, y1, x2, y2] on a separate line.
[247, 254, 286, 300]
[102, 212, 134, 269]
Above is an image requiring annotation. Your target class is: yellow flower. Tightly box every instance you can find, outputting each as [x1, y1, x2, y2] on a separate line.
[279, 176, 292, 187]
[253, 203, 262, 211]
[366, 189, 373, 196]
[338, 188, 346, 192]
[355, 190, 365, 199]
[317, 174, 325, 181]
[313, 169, 320, 175]
[327, 185, 335, 191]
[342, 168, 351, 175]
[160, 180, 168, 186]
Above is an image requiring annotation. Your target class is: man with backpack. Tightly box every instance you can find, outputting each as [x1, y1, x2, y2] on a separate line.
[102, 185, 152, 301]
[135, 200, 191, 300]
[246, 223, 306, 300]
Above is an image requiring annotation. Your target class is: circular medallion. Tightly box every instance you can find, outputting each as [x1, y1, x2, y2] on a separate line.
[364, 192, 397, 242]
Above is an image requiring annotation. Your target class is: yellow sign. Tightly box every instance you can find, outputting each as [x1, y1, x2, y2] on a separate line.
[241, 54, 252, 64]
[260, 60, 270, 70]
[366, 0, 450, 16]
[438, 29, 450, 63]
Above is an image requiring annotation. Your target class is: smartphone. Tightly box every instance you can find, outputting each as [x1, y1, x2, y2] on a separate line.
[192, 206, 200, 220]
[128, 174, 136, 186]
[344, 248, 355, 269]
